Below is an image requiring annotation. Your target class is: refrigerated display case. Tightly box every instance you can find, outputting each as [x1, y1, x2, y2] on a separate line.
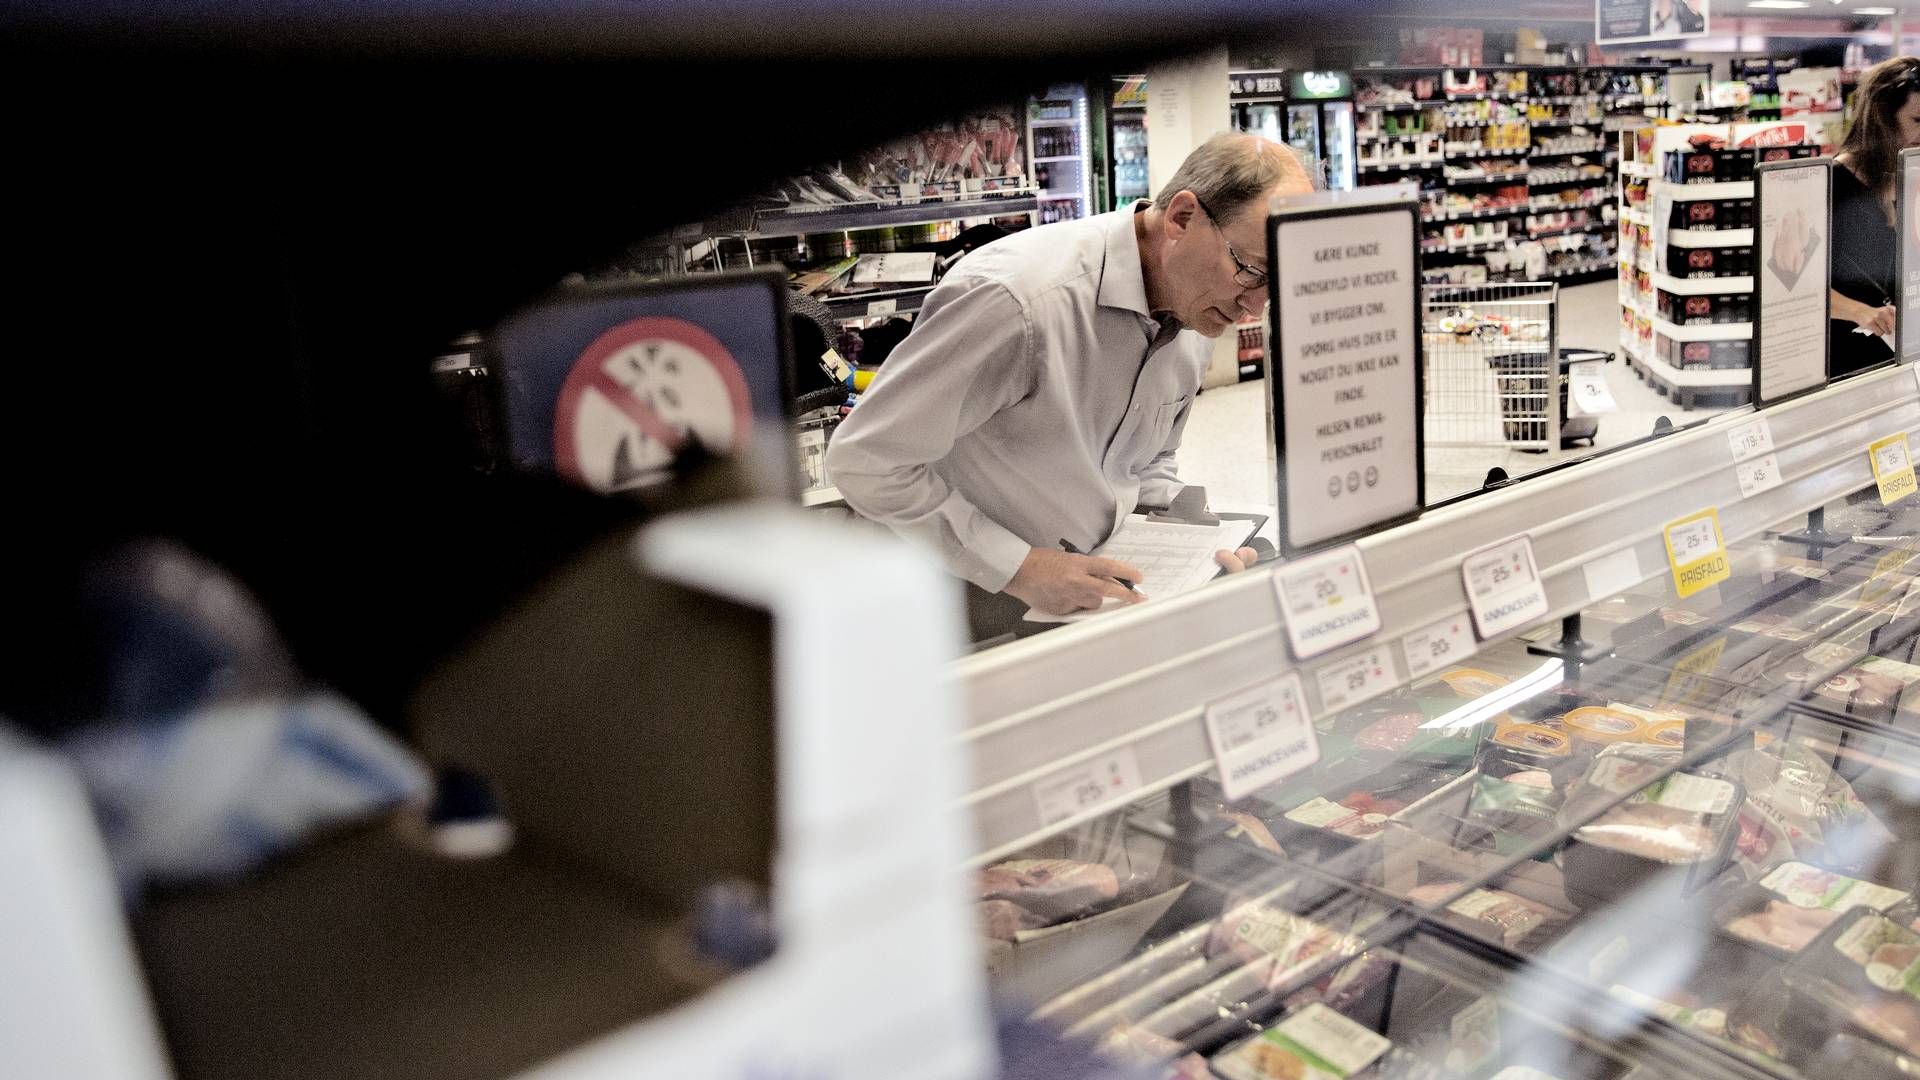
[1031, 84, 1093, 224]
[1231, 69, 1355, 192]
[1110, 74, 1150, 210]
[954, 362, 1920, 1079]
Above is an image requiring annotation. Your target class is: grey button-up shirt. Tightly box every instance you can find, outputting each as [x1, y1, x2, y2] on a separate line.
[825, 204, 1213, 592]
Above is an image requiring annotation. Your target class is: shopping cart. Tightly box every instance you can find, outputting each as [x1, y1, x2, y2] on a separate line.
[1420, 282, 1560, 451]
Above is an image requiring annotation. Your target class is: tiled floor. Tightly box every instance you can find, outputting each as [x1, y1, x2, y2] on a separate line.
[1177, 280, 1734, 514]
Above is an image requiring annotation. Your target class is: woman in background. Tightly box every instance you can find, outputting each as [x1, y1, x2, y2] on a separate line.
[1831, 56, 1920, 376]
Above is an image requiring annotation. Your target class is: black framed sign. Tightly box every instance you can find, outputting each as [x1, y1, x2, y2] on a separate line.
[1752, 157, 1831, 407]
[1266, 189, 1425, 557]
[1899, 147, 1920, 365]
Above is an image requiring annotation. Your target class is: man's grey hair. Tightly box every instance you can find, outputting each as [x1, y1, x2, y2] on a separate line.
[1154, 132, 1317, 223]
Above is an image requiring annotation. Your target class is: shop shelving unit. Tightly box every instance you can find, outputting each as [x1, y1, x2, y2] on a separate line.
[1355, 64, 1666, 287]
[1614, 119, 1806, 407]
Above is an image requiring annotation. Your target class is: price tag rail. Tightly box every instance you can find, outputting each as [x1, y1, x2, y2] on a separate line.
[956, 363, 1920, 867]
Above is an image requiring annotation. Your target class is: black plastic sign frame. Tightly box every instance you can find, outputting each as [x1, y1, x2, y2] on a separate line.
[1751, 157, 1832, 408]
[1266, 193, 1426, 558]
[1899, 147, 1920, 364]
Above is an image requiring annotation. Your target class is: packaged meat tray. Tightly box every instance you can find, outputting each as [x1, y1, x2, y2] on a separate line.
[1715, 862, 1912, 959]
[1210, 1002, 1392, 1080]
[1556, 747, 1743, 907]
[1778, 909, 1920, 1060]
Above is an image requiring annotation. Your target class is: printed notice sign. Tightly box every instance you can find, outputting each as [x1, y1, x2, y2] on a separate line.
[1269, 198, 1423, 554]
[1901, 148, 1920, 364]
[1754, 160, 1831, 404]
[1664, 508, 1731, 599]
[1204, 675, 1319, 802]
[1597, 0, 1710, 45]
[1461, 535, 1551, 640]
[1871, 433, 1919, 505]
[1273, 544, 1382, 659]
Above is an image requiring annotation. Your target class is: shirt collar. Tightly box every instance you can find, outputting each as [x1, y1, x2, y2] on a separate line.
[1098, 200, 1156, 320]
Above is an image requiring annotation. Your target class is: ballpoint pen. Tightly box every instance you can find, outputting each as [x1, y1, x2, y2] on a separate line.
[1059, 538, 1140, 593]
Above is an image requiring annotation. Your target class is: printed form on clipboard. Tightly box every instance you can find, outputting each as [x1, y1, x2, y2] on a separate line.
[1023, 515, 1259, 624]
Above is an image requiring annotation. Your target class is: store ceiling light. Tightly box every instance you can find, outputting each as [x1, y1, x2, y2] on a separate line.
[1855, 5, 1899, 12]
[1747, 1, 1809, 7]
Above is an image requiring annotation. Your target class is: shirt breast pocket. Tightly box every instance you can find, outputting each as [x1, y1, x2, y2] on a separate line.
[1113, 394, 1190, 467]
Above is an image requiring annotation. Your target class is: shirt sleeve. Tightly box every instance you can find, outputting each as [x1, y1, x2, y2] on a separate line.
[824, 276, 1038, 592]
[1135, 397, 1192, 509]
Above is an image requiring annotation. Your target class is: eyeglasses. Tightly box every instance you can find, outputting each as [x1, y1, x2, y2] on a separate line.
[1193, 195, 1268, 290]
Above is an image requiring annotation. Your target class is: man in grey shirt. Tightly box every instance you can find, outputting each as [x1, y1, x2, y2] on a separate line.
[827, 133, 1312, 618]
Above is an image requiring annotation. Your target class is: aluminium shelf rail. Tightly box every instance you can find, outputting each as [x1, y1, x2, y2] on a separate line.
[953, 363, 1920, 865]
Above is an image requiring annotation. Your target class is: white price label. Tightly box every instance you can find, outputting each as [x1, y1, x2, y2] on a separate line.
[1568, 362, 1617, 416]
[1727, 417, 1775, 462]
[1315, 647, 1397, 714]
[1737, 452, 1783, 497]
[1204, 675, 1318, 802]
[1461, 535, 1551, 640]
[1913, 363, 1920, 394]
[1272, 544, 1382, 660]
[1402, 615, 1477, 679]
[1030, 746, 1143, 827]
[1581, 546, 1644, 601]
[866, 298, 897, 316]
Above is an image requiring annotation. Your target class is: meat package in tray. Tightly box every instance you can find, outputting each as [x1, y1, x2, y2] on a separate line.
[1714, 862, 1915, 959]
[1554, 745, 1743, 908]
[1775, 907, 1920, 1064]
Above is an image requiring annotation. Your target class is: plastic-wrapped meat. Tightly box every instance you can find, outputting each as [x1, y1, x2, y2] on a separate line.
[1724, 900, 1839, 952]
[978, 899, 1049, 941]
[1853, 997, 1920, 1058]
[1406, 882, 1560, 948]
[1095, 1023, 1187, 1066]
[978, 859, 1119, 921]
[1354, 711, 1425, 752]
[1577, 804, 1718, 861]
[1205, 901, 1358, 990]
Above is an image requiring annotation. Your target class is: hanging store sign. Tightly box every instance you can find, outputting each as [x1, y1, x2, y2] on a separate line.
[1595, 0, 1710, 45]
[1663, 508, 1730, 599]
[1899, 148, 1920, 363]
[1753, 158, 1832, 406]
[1289, 71, 1351, 101]
[1267, 190, 1425, 556]
[1229, 69, 1287, 99]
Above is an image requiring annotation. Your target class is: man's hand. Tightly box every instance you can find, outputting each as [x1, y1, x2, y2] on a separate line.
[1214, 546, 1261, 574]
[1004, 548, 1147, 615]
[1863, 304, 1897, 337]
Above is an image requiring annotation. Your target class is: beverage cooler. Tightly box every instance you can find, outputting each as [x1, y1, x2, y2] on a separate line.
[1230, 69, 1356, 191]
[1108, 74, 1150, 210]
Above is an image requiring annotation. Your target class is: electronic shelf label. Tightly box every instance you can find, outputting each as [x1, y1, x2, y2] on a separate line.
[1266, 189, 1425, 556]
[1752, 157, 1832, 405]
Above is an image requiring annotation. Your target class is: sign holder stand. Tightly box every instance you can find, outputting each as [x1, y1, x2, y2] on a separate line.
[1525, 611, 1613, 667]
[1265, 186, 1426, 558]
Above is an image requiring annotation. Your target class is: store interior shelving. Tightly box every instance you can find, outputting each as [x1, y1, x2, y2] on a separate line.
[1355, 64, 1666, 287]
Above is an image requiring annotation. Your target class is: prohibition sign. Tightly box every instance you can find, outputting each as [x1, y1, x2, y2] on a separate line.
[553, 317, 753, 493]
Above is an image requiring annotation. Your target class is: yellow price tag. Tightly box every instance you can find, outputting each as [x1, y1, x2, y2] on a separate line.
[1870, 433, 1918, 505]
[1664, 508, 1730, 599]
[1661, 635, 1727, 711]
[1862, 546, 1918, 606]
